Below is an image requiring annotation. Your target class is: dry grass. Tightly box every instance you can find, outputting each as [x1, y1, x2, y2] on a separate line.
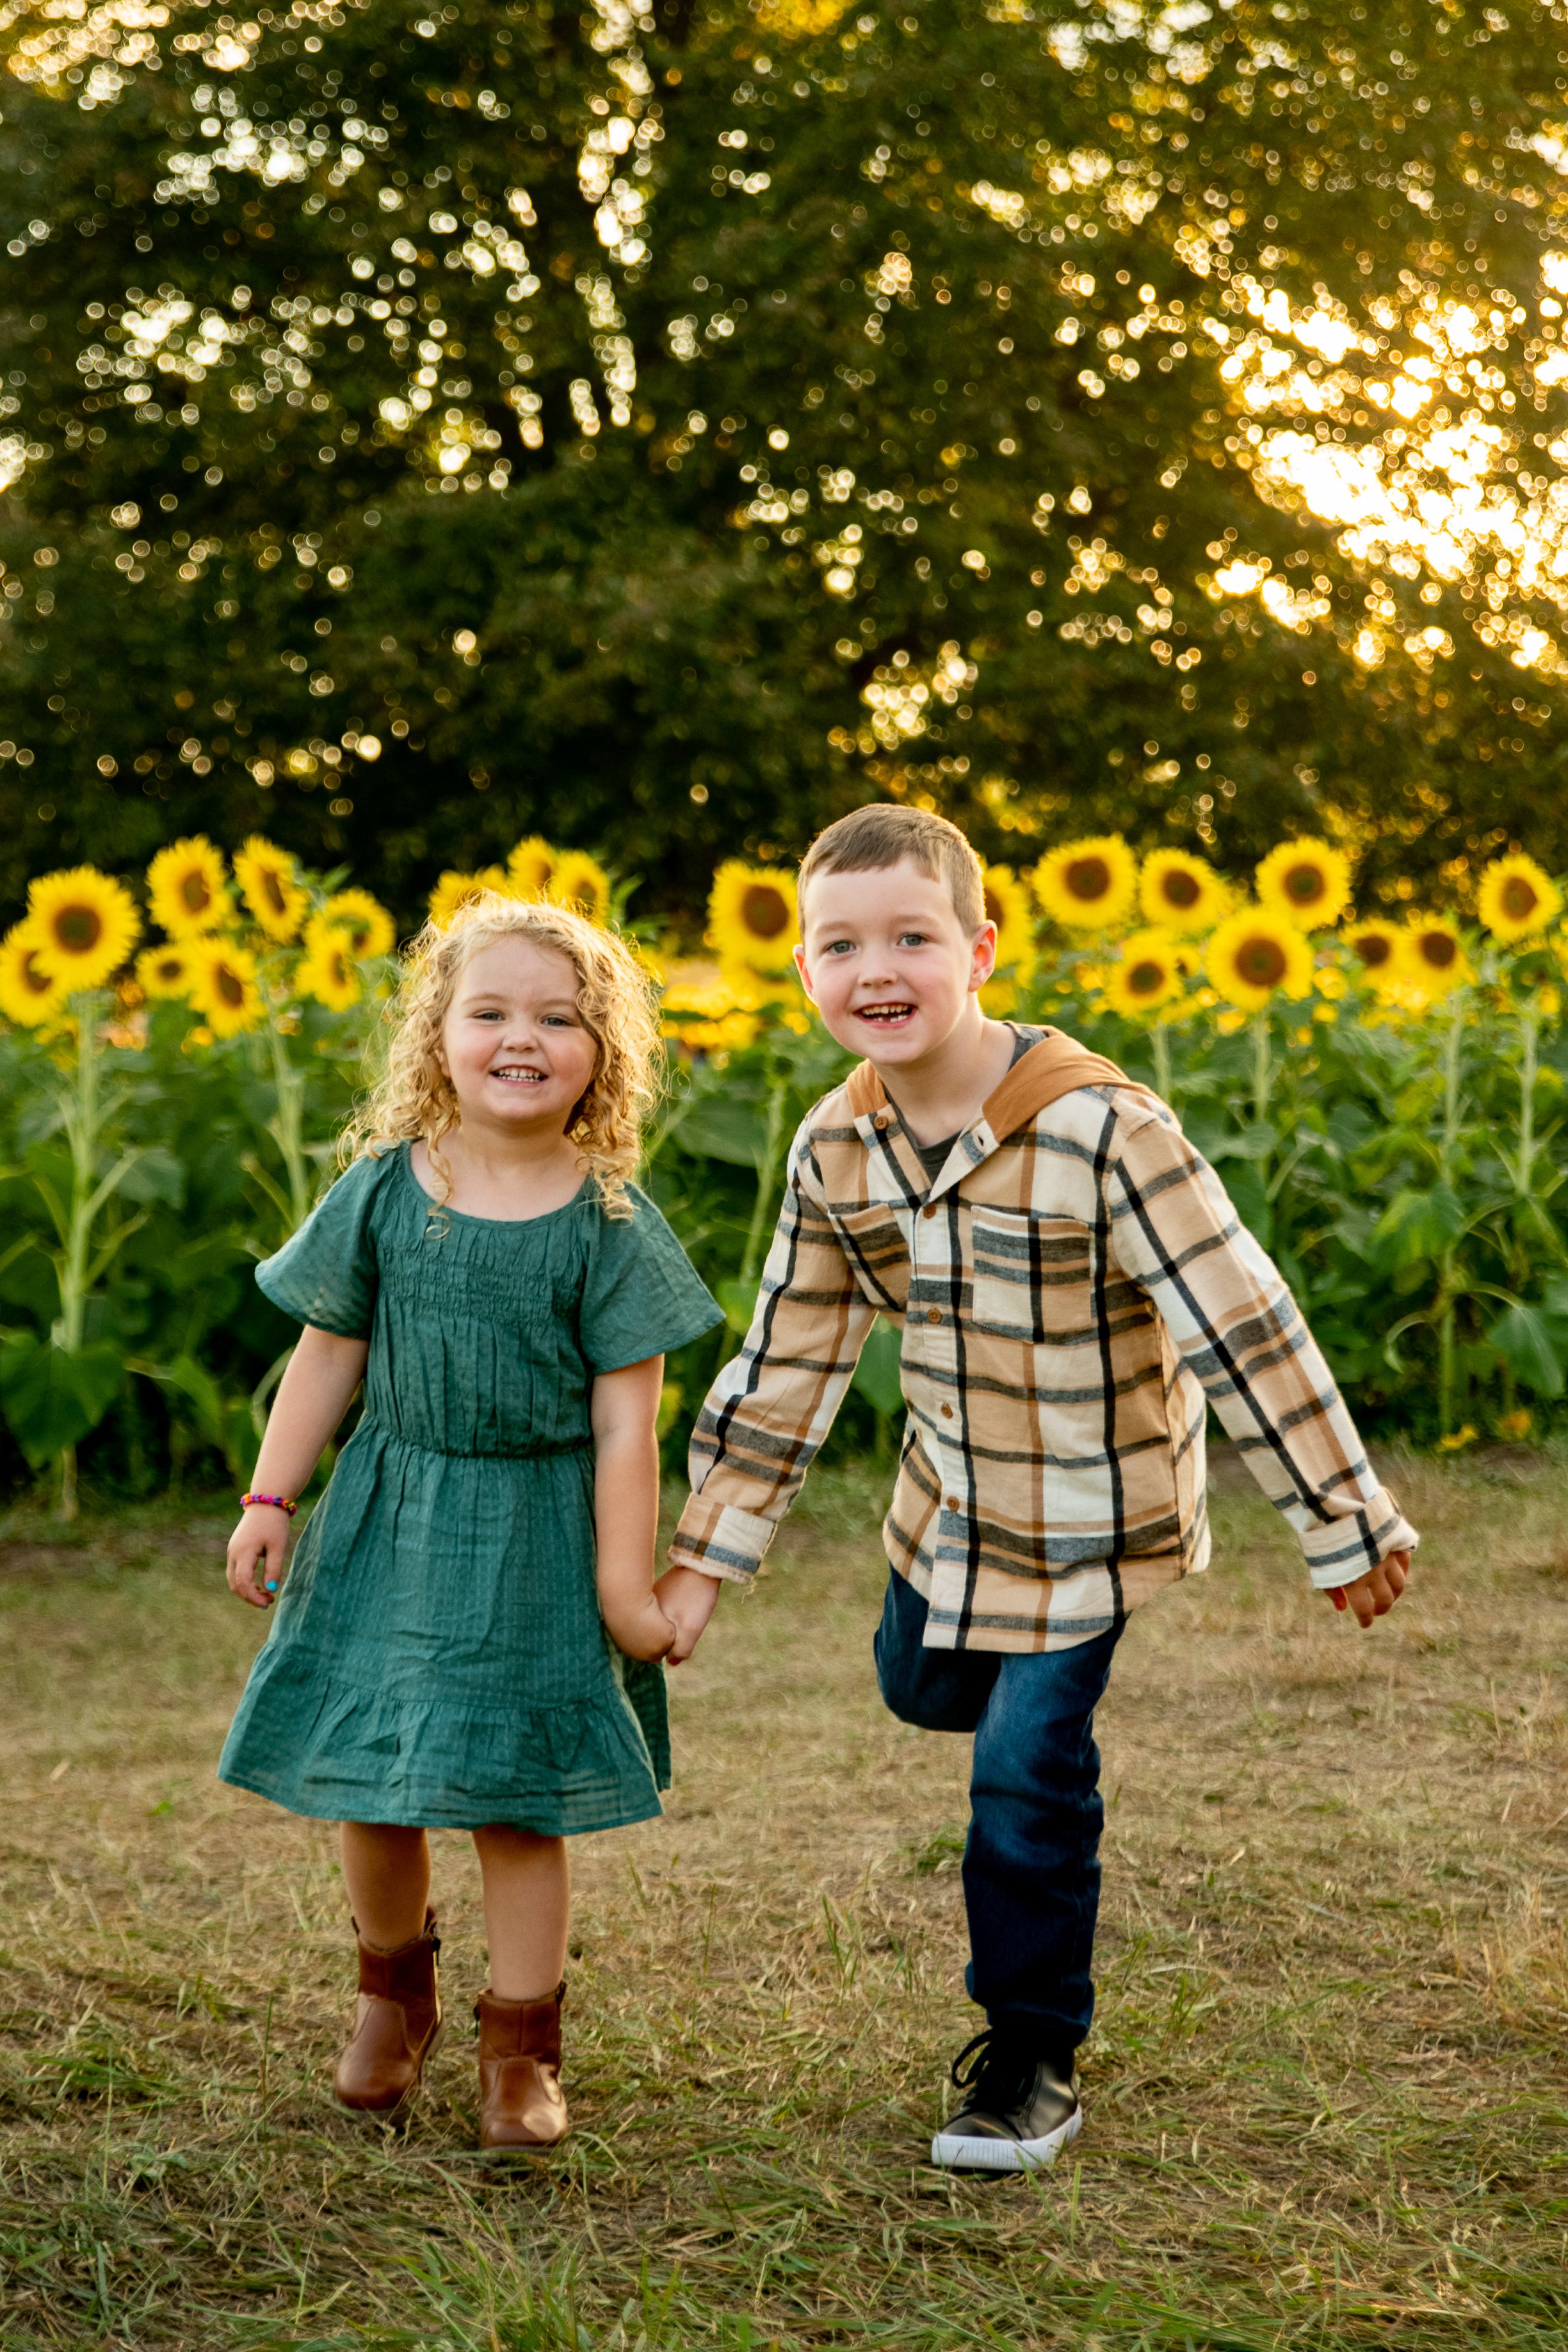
[2, 1448, 1568, 2349]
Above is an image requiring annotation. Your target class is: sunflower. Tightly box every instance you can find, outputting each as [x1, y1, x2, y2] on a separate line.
[1031, 835, 1139, 932]
[27, 866, 141, 991]
[146, 835, 230, 937]
[1403, 912, 1471, 997]
[1206, 904, 1315, 1012]
[428, 867, 513, 927]
[507, 836, 557, 900]
[1103, 927, 1185, 1017]
[321, 888, 395, 960]
[981, 863, 1037, 980]
[549, 848, 613, 927]
[136, 942, 198, 1000]
[707, 861, 801, 974]
[1138, 847, 1230, 936]
[1476, 851, 1562, 943]
[234, 836, 308, 942]
[0, 922, 66, 1026]
[188, 938, 263, 1037]
[1254, 838, 1354, 932]
[297, 925, 361, 1012]
[1342, 916, 1409, 990]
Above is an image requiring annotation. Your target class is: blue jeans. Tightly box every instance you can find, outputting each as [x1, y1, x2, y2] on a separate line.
[873, 1569, 1122, 2073]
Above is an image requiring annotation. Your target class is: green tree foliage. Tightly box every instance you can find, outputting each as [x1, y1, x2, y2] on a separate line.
[3, 0, 1568, 923]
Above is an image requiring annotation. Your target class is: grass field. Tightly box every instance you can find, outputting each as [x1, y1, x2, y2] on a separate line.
[2, 1448, 1567, 2349]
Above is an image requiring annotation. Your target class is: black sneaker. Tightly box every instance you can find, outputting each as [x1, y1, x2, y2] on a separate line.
[930, 2029, 1082, 2171]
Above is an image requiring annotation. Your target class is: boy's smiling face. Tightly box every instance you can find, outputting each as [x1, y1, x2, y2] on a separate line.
[795, 857, 998, 1071]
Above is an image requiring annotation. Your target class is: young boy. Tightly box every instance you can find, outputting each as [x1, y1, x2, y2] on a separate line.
[654, 806, 1415, 2171]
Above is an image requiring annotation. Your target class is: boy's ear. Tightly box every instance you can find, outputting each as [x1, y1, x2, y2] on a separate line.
[792, 941, 816, 1003]
[969, 919, 999, 994]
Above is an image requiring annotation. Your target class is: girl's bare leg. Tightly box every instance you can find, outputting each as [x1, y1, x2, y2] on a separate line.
[472, 1825, 570, 1999]
[340, 1821, 432, 1947]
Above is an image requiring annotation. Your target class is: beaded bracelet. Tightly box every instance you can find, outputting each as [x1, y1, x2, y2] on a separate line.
[241, 1491, 298, 1517]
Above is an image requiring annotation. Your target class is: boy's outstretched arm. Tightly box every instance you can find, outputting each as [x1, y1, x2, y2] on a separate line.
[666, 1126, 877, 1652]
[1104, 1102, 1418, 1620]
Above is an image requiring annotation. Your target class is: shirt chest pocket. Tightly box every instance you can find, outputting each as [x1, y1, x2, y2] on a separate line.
[967, 1206, 1094, 1343]
[835, 1203, 910, 1315]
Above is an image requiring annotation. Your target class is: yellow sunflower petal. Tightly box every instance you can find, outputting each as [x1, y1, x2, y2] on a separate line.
[1138, 847, 1231, 936]
[707, 861, 801, 974]
[1206, 905, 1316, 1012]
[146, 835, 230, 937]
[188, 939, 263, 1037]
[1104, 927, 1185, 1018]
[1476, 852, 1562, 943]
[1031, 835, 1139, 932]
[1254, 838, 1354, 932]
[507, 836, 557, 899]
[549, 848, 613, 927]
[981, 863, 1038, 980]
[233, 836, 309, 942]
[428, 868, 514, 927]
[321, 888, 395, 959]
[26, 866, 142, 990]
[0, 921, 67, 1026]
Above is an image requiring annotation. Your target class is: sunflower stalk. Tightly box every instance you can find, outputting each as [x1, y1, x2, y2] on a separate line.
[262, 987, 314, 1237]
[1250, 1010, 1273, 1131]
[738, 1067, 791, 1288]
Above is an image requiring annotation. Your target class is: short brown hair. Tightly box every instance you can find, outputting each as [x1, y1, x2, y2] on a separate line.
[797, 804, 985, 932]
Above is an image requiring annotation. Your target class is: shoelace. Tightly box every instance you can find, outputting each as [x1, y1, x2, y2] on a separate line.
[949, 2027, 1037, 2116]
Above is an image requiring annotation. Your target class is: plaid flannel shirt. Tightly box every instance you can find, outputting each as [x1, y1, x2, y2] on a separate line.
[668, 1031, 1418, 1653]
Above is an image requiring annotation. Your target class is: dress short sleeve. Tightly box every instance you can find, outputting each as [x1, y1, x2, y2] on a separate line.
[255, 1150, 391, 1337]
[578, 1183, 723, 1374]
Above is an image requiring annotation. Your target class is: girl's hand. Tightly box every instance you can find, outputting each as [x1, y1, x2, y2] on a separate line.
[600, 1591, 677, 1663]
[227, 1504, 293, 1609]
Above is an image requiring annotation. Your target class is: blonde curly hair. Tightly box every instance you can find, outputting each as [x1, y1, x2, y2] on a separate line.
[343, 891, 663, 1219]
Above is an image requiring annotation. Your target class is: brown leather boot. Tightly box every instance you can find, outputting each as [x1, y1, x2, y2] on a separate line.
[333, 1911, 443, 2116]
[474, 1982, 569, 2150]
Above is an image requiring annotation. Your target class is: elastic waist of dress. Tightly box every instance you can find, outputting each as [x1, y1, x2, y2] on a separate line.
[358, 1417, 595, 1463]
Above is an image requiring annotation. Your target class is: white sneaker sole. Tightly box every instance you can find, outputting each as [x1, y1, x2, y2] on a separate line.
[930, 2102, 1082, 2172]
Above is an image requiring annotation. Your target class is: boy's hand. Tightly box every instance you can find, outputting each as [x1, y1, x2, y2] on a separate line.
[1330, 1548, 1410, 1628]
[227, 1505, 292, 1610]
[653, 1565, 723, 1664]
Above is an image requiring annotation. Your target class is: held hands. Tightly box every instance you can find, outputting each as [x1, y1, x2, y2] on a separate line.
[227, 1503, 293, 1609]
[1327, 1548, 1410, 1629]
[652, 1566, 723, 1665]
[599, 1587, 678, 1664]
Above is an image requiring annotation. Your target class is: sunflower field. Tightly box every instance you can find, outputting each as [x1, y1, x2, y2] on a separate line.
[1, 827, 1565, 1512]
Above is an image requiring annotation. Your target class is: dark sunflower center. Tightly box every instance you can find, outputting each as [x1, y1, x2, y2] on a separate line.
[1418, 931, 1457, 969]
[743, 885, 789, 938]
[1283, 863, 1326, 906]
[261, 869, 287, 916]
[216, 964, 245, 1008]
[1065, 856, 1110, 902]
[158, 957, 183, 981]
[1237, 936, 1288, 987]
[56, 905, 104, 952]
[1500, 875, 1537, 921]
[1128, 959, 1167, 997]
[179, 871, 211, 914]
[1354, 934, 1393, 969]
[1161, 869, 1201, 910]
[23, 953, 51, 996]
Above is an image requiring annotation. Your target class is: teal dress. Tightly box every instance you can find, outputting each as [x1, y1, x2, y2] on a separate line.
[218, 1146, 722, 1834]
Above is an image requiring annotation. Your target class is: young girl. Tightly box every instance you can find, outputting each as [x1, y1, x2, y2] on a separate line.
[218, 893, 721, 2150]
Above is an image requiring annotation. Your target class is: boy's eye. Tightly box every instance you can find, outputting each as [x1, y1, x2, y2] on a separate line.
[896, 931, 929, 948]
[823, 937, 857, 955]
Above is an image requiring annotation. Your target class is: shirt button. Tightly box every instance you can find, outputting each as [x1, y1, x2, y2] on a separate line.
[941, 1404, 953, 1419]
[926, 1307, 941, 1324]
[946, 1495, 960, 1512]
[873, 1112, 889, 1130]
[922, 1204, 937, 1219]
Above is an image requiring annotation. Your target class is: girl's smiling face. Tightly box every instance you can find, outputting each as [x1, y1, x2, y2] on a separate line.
[439, 937, 599, 1135]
